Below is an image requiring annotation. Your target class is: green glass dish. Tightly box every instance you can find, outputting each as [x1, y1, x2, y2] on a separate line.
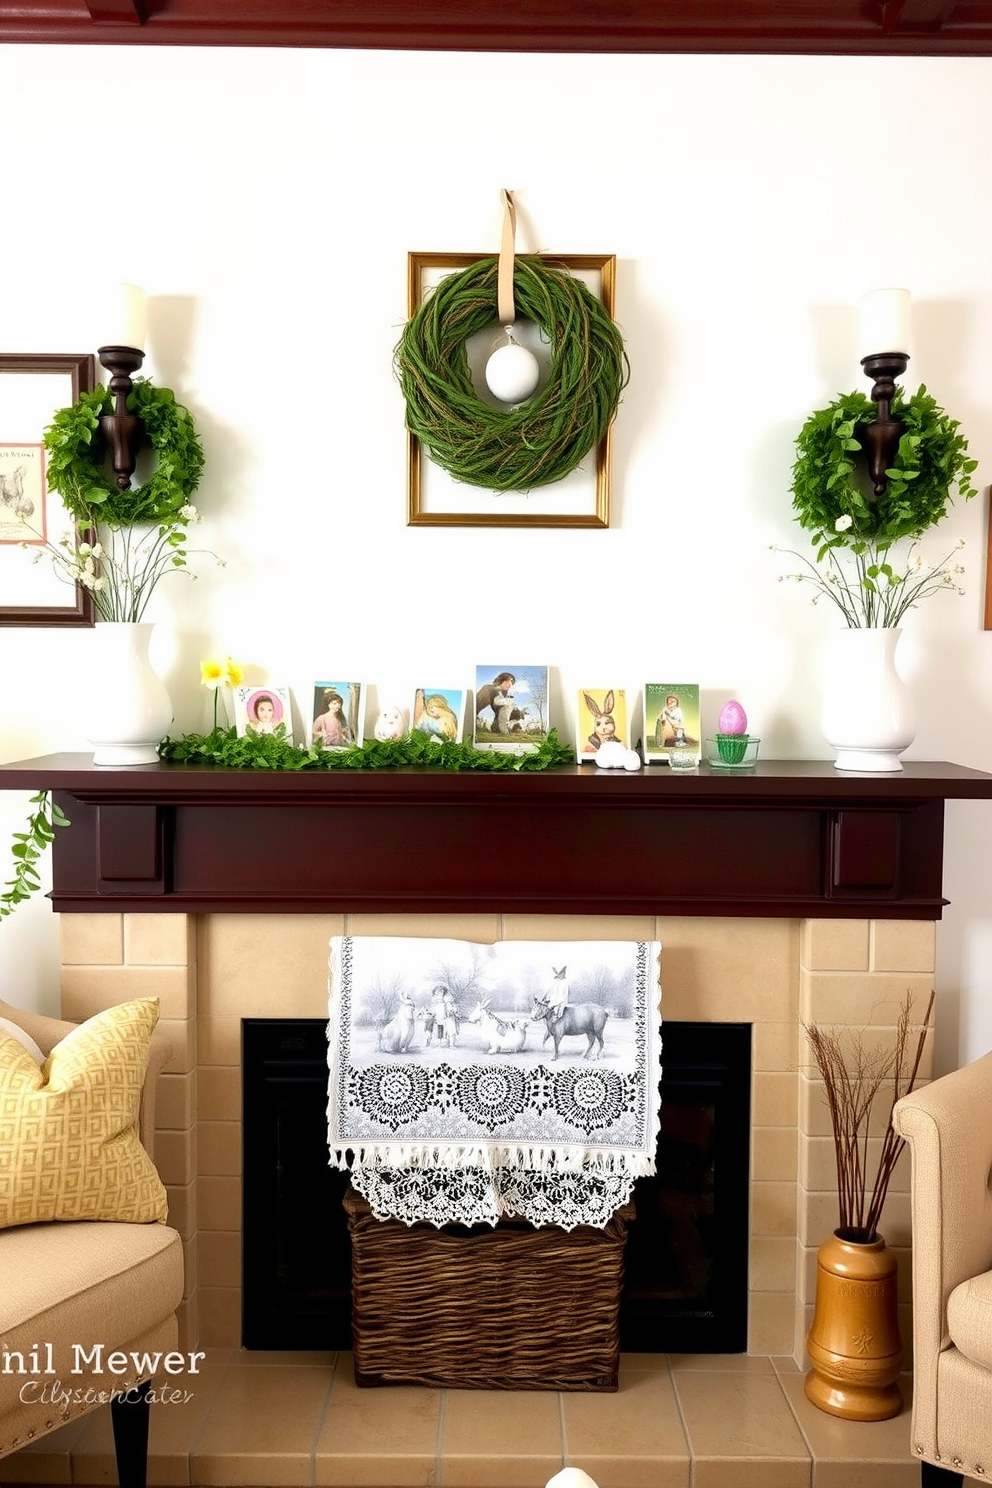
[706, 735, 761, 769]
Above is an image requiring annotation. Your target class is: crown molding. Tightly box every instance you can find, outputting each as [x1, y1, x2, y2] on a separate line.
[4, 0, 992, 53]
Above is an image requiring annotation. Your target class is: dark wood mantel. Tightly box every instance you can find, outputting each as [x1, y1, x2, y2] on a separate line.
[1, 754, 990, 919]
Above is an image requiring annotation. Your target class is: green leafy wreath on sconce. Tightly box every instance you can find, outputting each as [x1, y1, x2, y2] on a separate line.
[790, 385, 977, 545]
[43, 380, 205, 523]
[783, 384, 978, 628]
[397, 255, 629, 493]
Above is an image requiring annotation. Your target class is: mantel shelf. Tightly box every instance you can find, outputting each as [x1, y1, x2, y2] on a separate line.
[3, 755, 990, 920]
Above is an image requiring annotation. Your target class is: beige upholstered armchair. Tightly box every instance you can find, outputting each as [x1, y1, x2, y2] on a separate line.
[892, 1049, 992, 1488]
[0, 998, 185, 1488]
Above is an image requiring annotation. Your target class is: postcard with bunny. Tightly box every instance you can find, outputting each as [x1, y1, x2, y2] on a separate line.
[234, 684, 294, 743]
[473, 664, 550, 753]
[643, 682, 701, 764]
[576, 687, 629, 760]
[311, 680, 365, 750]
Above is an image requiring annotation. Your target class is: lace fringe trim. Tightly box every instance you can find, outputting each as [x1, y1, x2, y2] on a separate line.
[329, 1142, 656, 1177]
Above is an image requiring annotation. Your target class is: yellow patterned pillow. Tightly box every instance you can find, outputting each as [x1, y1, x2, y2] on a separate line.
[0, 998, 168, 1229]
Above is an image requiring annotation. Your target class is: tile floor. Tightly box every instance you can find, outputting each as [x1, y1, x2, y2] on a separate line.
[1, 1351, 921, 1488]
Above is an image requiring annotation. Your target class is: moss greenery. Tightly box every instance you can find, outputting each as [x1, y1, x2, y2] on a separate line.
[158, 726, 576, 772]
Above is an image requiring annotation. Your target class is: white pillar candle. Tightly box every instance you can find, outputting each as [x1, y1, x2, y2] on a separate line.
[100, 282, 147, 350]
[860, 288, 910, 359]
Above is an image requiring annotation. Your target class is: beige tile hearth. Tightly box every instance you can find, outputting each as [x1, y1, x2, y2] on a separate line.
[2, 1351, 920, 1488]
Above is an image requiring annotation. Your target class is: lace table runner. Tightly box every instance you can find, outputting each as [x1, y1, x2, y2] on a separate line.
[326, 936, 662, 1229]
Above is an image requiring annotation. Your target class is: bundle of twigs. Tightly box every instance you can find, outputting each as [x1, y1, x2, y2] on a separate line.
[804, 989, 934, 1239]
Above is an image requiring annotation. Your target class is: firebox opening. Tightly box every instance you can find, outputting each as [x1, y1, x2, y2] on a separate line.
[241, 1019, 751, 1355]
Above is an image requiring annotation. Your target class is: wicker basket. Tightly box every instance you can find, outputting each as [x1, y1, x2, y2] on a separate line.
[344, 1185, 631, 1391]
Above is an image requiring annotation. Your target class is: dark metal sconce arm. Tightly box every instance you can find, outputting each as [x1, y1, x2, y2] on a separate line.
[97, 344, 145, 491]
[860, 351, 909, 498]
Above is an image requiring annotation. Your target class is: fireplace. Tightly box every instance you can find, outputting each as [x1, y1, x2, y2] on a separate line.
[2, 753, 988, 1362]
[241, 1017, 752, 1356]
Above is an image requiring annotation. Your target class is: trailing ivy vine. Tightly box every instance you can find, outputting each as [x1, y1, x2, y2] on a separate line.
[1, 792, 69, 921]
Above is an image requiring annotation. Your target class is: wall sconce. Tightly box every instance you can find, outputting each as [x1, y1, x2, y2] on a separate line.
[97, 282, 147, 491]
[859, 287, 910, 498]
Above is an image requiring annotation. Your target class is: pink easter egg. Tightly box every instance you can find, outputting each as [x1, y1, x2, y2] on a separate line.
[718, 700, 748, 735]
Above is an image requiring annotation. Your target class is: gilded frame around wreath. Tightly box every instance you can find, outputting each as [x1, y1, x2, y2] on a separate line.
[405, 252, 616, 530]
[0, 352, 96, 627]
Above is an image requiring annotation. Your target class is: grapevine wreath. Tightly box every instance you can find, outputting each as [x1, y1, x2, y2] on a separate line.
[790, 385, 976, 544]
[43, 379, 205, 523]
[396, 254, 629, 493]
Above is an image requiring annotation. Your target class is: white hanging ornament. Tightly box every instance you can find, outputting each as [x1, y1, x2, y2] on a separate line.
[485, 325, 540, 405]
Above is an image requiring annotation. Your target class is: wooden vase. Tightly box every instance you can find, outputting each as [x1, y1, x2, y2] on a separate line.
[804, 1227, 903, 1421]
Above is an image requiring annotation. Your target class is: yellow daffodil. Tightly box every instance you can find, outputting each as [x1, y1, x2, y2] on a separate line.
[201, 657, 225, 688]
[200, 656, 244, 729]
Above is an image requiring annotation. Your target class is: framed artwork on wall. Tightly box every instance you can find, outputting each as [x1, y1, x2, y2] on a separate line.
[0, 352, 96, 627]
[404, 252, 618, 530]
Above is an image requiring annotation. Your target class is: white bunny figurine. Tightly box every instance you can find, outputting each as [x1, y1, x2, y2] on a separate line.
[373, 704, 406, 742]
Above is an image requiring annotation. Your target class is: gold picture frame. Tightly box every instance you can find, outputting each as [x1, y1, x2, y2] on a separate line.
[0, 352, 96, 627]
[405, 252, 617, 530]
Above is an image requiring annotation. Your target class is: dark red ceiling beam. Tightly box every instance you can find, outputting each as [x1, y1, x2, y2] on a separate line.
[4, 0, 992, 52]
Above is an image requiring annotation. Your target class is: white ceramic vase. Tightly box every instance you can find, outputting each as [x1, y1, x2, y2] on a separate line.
[86, 622, 173, 766]
[820, 627, 916, 773]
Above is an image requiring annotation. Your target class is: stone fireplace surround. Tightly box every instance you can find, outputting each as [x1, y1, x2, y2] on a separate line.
[0, 754, 982, 1361]
[55, 907, 934, 1365]
[2, 756, 989, 1485]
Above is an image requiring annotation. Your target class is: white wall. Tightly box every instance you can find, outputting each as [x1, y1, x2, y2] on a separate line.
[2, 46, 990, 1065]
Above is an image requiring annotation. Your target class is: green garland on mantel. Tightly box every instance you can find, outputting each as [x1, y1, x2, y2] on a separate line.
[158, 726, 576, 772]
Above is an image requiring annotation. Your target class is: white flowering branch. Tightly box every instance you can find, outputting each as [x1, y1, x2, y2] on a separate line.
[774, 520, 967, 629]
[22, 505, 225, 623]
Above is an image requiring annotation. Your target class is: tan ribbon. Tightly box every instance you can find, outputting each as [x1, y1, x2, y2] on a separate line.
[497, 187, 516, 327]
